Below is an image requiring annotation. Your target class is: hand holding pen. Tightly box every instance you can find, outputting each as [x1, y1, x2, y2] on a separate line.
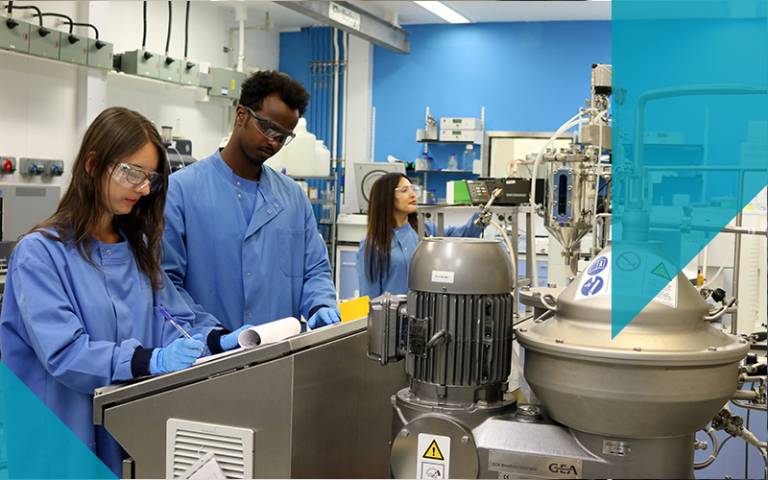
[150, 305, 205, 375]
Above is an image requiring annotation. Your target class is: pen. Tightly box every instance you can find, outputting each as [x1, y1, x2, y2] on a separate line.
[156, 305, 194, 340]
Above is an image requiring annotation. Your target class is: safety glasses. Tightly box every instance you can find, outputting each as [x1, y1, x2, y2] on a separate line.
[111, 162, 161, 192]
[394, 185, 418, 195]
[242, 106, 297, 147]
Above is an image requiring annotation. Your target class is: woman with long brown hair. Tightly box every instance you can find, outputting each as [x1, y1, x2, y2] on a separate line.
[0, 107, 238, 475]
[356, 172, 483, 297]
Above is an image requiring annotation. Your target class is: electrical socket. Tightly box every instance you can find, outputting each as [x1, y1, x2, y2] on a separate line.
[0, 15, 32, 52]
[87, 38, 113, 70]
[0, 155, 16, 174]
[43, 160, 64, 176]
[20, 158, 47, 176]
[28, 27, 60, 60]
[59, 33, 88, 66]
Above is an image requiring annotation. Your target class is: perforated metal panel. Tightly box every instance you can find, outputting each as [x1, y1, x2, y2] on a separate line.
[166, 419, 253, 479]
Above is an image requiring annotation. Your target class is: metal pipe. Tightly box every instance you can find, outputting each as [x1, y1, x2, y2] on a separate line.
[731, 171, 745, 335]
[645, 165, 766, 172]
[526, 210, 534, 301]
[237, 19, 245, 72]
[340, 31, 349, 176]
[644, 221, 765, 237]
[721, 226, 767, 236]
[740, 375, 766, 383]
[693, 428, 722, 470]
[594, 213, 612, 254]
[733, 390, 759, 400]
[631, 85, 767, 213]
[732, 399, 767, 411]
[331, 27, 340, 165]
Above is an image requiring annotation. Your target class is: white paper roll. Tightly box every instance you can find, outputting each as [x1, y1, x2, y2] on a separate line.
[237, 317, 302, 348]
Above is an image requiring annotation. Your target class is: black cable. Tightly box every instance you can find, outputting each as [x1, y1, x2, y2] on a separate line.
[184, 1, 190, 59]
[71, 22, 98, 40]
[142, 1, 147, 49]
[34, 12, 72, 33]
[165, 1, 172, 56]
[7, 4, 44, 29]
[5, 2, 18, 28]
[35, 12, 80, 44]
[34, 12, 72, 32]
[72, 22, 104, 48]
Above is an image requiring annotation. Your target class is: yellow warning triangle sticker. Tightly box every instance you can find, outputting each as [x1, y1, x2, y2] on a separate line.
[422, 439, 445, 461]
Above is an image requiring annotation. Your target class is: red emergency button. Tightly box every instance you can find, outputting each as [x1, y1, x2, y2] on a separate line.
[2, 159, 14, 173]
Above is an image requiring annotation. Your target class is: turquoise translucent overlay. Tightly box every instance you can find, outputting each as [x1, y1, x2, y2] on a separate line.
[0, 363, 115, 479]
[612, 0, 768, 336]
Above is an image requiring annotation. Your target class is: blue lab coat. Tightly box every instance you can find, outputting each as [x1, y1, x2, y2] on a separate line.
[162, 151, 337, 331]
[0, 231, 203, 476]
[356, 217, 483, 298]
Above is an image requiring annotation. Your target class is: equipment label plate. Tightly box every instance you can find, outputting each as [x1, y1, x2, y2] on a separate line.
[417, 434, 450, 478]
[489, 450, 582, 479]
[431, 270, 455, 284]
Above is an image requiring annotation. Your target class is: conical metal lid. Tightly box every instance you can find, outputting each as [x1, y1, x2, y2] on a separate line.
[518, 244, 749, 366]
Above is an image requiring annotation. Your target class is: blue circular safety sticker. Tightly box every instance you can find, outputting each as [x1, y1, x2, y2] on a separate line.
[587, 256, 608, 276]
[581, 276, 604, 296]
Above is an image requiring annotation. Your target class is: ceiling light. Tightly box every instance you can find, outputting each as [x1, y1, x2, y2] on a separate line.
[413, 1, 470, 24]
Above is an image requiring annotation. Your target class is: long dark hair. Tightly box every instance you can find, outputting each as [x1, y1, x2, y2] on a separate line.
[364, 172, 417, 283]
[30, 107, 169, 291]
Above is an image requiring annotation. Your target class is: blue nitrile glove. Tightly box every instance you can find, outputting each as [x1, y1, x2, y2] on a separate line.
[308, 306, 341, 329]
[150, 334, 205, 375]
[467, 212, 485, 235]
[220, 324, 255, 351]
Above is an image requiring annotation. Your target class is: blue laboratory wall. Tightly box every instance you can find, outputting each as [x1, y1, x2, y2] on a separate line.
[372, 21, 611, 164]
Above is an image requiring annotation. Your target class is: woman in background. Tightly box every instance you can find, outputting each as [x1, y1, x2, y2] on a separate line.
[357, 172, 483, 298]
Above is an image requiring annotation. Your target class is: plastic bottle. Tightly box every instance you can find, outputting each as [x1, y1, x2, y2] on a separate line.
[266, 118, 330, 177]
[462, 145, 474, 171]
[447, 153, 458, 171]
[315, 140, 331, 176]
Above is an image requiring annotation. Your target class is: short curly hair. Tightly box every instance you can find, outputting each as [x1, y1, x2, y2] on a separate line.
[239, 70, 310, 116]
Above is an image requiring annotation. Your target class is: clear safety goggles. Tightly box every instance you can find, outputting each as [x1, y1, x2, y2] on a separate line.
[111, 162, 161, 192]
[242, 106, 296, 147]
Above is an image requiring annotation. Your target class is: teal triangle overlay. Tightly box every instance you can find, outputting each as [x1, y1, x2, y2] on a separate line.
[0, 363, 116, 479]
[612, 0, 768, 337]
[650, 263, 671, 281]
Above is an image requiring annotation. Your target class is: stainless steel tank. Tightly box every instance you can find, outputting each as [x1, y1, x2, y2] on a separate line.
[517, 243, 750, 439]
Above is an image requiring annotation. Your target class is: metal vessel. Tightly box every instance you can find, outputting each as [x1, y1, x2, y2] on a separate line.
[517, 243, 750, 475]
[368, 239, 750, 479]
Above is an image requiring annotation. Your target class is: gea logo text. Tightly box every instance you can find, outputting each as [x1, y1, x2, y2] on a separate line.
[548, 463, 578, 475]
